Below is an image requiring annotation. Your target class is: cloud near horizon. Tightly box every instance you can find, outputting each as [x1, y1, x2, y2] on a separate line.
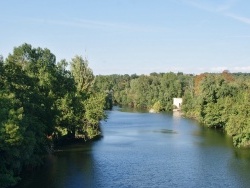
[209, 66, 250, 73]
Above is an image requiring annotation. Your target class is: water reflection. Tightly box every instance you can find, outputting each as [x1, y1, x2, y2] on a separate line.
[192, 126, 234, 148]
[16, 143, 97, 188]
[153, 129, 177, 134]
[172, 111, 182, 118]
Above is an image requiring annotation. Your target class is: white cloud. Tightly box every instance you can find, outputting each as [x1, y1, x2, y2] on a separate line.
[216, 0, 238, 12]
[210, 66, 228, 72]
[179, 0, 237, 13]
[199, 66, 250, 73]
[231, 66, 250, 72]
[224, 13, 250, 25]
[179, 0, 250, 26]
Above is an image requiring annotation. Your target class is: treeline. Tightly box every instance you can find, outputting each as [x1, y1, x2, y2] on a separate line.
[0, 44, 106, 187]
[93, 72, 193, 111]
[182, 71, 250, 148]
[94, 71, 250, 148]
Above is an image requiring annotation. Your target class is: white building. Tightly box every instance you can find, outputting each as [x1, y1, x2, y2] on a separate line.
[173, 98, 182, 109]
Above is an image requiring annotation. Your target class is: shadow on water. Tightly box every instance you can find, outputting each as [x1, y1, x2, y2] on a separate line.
[190, 120, 234, 148]
[228, 148, 250, 186]
[153, 129, 177, 134]
[15, 142, 98, 188]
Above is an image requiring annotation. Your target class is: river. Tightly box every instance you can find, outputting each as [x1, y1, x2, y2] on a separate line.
[16, 107, 250, 188]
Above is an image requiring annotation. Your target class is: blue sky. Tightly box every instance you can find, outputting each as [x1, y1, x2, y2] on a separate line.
[1, 0, 250, 75]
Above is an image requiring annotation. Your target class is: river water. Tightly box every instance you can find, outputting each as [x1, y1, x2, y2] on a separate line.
[17, 107, 250, 188]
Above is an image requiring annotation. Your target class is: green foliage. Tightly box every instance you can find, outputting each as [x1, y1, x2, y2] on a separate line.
[83, 93, 107, 139]
[93, 73, 193, 111]
[84, 93, 106, 125]
[182, 72, 250, 148]
[152, 101, 162, 113]
[226, 91, 250, 147]
[71, 55, 94, 93]
[0, 44, 106, 187]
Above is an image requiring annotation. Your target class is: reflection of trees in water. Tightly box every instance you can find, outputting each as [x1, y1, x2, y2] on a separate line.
[172, 111, 183, 118]
[17, 143, 97, 188]
[192, 124, 233, 148]
[52, 143, 96, 187]
[229, 149, 250, 186]
[233, 149, 250, 160]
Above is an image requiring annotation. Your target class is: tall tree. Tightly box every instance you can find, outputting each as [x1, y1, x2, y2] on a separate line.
[71, 56, 94, 93]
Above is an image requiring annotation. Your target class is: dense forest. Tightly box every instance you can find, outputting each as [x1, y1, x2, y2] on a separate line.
[94, 72, 250, 148]
[0, 44, 107, 187]
[93, 72, 193, 111]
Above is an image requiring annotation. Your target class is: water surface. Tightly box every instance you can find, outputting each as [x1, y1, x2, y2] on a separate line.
[17, 107, 250, 188]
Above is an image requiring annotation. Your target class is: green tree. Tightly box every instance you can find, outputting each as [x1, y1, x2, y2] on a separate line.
[226, 91, 250, 147]
[0, 44, 107, 187]
[83, 93, 107, 139]
[71, 56, 94, 93]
